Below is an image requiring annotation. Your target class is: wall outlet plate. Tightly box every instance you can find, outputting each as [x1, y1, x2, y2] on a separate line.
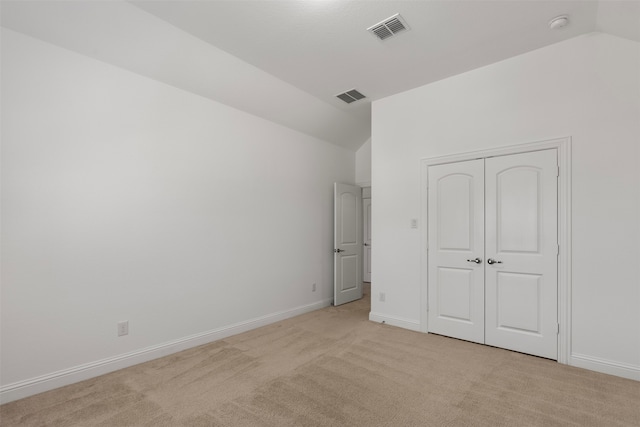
[117, 321, 129, 337]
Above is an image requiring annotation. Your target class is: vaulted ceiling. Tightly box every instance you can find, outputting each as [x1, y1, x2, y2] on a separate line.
[2, 1, 639, 151]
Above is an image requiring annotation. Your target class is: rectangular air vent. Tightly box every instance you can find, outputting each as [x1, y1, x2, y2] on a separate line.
[367, 13, 409, 41]
[336, 89, 366, 104]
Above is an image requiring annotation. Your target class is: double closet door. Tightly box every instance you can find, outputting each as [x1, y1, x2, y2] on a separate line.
[427, 149, 558, 359]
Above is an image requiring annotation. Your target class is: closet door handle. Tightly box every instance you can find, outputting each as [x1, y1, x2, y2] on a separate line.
[466, 258, 482, 264]
[487, 258, 502, 265]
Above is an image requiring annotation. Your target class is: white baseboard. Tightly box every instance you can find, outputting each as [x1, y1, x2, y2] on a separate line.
[366, 317, 640, 382]
[0, 298, 333, 404]
[369, 312, 421, 332]
[570, 353, 640, 381]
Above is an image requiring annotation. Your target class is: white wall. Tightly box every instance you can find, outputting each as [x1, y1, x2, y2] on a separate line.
[0, 29, 354, 401]
[371, 33, 640, 380]
[355, 138, 371, 186]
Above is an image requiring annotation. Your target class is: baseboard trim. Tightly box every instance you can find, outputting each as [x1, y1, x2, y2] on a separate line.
[570, 353, 640, 381]
[369, 312, 421, 332]
[0, 298, 333, 404]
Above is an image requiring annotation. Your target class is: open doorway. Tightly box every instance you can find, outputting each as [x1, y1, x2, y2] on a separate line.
[363, 187, 371, 308]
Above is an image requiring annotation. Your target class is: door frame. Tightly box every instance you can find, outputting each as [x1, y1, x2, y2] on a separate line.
[420, 137, 572, 364]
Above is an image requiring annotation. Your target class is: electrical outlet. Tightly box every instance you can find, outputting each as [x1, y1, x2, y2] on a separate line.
[379, 292, 386, 302]
[117, 321, 129, 337]
[312, 283, 317, 292]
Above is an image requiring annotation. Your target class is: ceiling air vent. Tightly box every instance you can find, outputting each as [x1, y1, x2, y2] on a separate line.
[336, 89, 366, 104]
[367, 13, 409, 41]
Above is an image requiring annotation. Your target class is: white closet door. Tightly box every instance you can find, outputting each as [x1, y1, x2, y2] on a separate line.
[428, 160, 485, 344]
[484, 150, 558, 359]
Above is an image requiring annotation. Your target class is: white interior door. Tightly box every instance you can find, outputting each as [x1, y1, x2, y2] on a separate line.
[427, 160, 485, 344]
[484, 150, 558, 359]
[363, 198, 372, 283]
[334, 183, 363, 306]
[427, 150, 558, 359]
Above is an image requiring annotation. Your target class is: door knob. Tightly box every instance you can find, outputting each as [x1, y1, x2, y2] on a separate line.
[466, 258, 482, 264]
[364, 243, 369, 246]
[487, 258, 502, 265]
[334, 248, 345, 253]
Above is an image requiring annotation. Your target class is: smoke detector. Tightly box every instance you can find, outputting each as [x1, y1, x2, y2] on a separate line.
[367, 13, 409, 41]
[336, 89, 366, 104]
[549, 15, 569, 30]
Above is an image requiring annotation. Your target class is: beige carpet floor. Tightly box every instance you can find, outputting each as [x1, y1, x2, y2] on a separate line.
[2, 284, 639, 426]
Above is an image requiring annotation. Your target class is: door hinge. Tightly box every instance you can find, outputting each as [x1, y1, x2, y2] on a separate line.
[557, 323, 560, 335]
[557, 244, 560, 256]
[557, 166, 560, 177]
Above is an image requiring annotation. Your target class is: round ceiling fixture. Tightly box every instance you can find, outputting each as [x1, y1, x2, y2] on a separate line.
[549, 15, 570, 30]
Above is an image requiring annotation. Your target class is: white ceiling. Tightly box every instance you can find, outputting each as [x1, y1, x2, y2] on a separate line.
[2, 1, 639, 151]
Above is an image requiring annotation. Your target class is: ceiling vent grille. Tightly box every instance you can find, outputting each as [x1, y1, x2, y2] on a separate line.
[336, 89, 366, 104]
[367, 13, 409, 40]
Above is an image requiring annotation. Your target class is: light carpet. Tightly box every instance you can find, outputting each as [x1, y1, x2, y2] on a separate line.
[2, 285, 639, 426]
